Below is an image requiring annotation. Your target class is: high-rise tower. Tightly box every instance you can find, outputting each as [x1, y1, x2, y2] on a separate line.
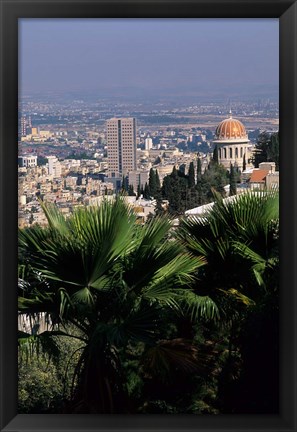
[21, 116, 27, 137]
[145, 134, 153, 151]
[106, 118, 137, 177]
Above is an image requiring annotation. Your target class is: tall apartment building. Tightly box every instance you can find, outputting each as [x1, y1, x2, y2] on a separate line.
[21, 116, 27, 137]
[145, 135, 153, 151]
[47, 156, 62, 178]
[106, 118, 137, 177]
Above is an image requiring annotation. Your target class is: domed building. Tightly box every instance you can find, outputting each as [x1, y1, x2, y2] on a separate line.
[213, 111, 251, 170]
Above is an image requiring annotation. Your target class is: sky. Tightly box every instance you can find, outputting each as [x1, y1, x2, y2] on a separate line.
[19, 19, 279, 101]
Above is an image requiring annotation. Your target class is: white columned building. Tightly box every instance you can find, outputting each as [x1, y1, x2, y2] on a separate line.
[213, 112, 251, 170]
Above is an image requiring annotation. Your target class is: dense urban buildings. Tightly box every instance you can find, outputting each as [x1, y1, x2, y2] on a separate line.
[17, 96, 279, 228]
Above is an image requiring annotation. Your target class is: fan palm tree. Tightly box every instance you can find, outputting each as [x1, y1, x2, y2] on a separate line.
[18, 198, 205, 413]
[177, 190, 279, 413]
[177, 190, 279, 314]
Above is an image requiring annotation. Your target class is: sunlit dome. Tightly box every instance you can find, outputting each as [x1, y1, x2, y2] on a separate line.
[215, 112, 248, 141]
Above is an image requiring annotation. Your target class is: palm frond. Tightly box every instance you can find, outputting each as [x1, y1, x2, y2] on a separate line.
[145, 338, 199, 379]
[71, 287, 95, 306]
[181, 291, 220, 322]
[218, 288, 255, 306]
[40, 200, 70, 235]
[141, 253, 201, 307]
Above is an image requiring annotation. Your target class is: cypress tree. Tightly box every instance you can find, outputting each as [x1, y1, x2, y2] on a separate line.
[179, 164, 186, 176]
[128, 185, 135, 196]
[155, 169, 161, 190]
[155, 169, 161, 203]
[144, 182, 150, 199]
[196, 158, 202, 205]
[154, 156, 162, 165]
[121, 175, 128, 192]
[172, 166, 178, 178]
[137, 184, 141, 199]
[149, 168, 157, 197]
[229, 164, 237, 196]
[213, 145, 219, 164]
[196, 157, 202, 181]
[188, 161, 195, 188]
[252, 132, 270, 167]
[269, 132, 279, 170]
[242, 153, 246, 171]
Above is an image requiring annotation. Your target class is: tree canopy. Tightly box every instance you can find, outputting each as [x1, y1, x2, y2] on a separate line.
[252, 131, 279, 169]
[18, 191, 279, 414]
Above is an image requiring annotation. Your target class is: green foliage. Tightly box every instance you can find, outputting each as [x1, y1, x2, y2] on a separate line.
[154, 155, 162, 165]
[143, 182, 150, 199]
[136, 183, 142, 199]
[161, 161, 228, 215]
[161, 167, 189, 215]
[121, 175, 128, 193]
[18, 334, 83, 413]
[188, 162, 195, 188]
[18, 192, 279, 414]
[155, 170, 161, 190]
[177, 191, 279, 412]
[37, 156, 48, 166]
[229, 164, 237, 196]
[19, 357, 63, 413]
[67, 152, 95, 160]
[128, 184, 136, 196]
[212, 145, 219, 164]
[252, 131, 279, 169]
[200, 163, 227, 202]
[148, 168, 157, 197]
[18, 199, 202, 413]
[196, 157, 202, 180]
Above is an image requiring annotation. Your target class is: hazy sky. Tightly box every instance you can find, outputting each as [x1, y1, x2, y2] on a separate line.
[19, 19, 279, 100]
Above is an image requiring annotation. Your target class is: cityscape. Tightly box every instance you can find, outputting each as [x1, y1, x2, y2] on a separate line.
[18, 19, 279, 415]
[18, 94, 279, 227]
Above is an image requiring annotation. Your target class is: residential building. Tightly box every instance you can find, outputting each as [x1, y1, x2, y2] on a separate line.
[21, 116, 27, 137]
[249, 162, 279, 190]
[18, 155, 37, 168]
[128, 170, 149, 192]
[145, 135, 153, 151]
[106, 117, 137, 177]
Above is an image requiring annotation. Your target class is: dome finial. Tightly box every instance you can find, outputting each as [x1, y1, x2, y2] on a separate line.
[229, 108, 232, 118]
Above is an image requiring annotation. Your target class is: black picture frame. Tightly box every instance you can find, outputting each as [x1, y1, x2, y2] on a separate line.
[0, 1, 296, 431]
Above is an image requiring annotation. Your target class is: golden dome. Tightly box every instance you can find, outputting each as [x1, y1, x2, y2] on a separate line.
[215, 114, 247, 140]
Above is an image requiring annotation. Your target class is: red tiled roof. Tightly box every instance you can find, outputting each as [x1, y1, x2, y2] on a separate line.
[249, 169, 270, 183]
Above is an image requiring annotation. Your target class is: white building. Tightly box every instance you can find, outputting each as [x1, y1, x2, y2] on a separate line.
[145, 136, 153, 151]
[213, 111, 252, 170]
[47, 156, 61, 178]
[18, 155, 37, 168]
